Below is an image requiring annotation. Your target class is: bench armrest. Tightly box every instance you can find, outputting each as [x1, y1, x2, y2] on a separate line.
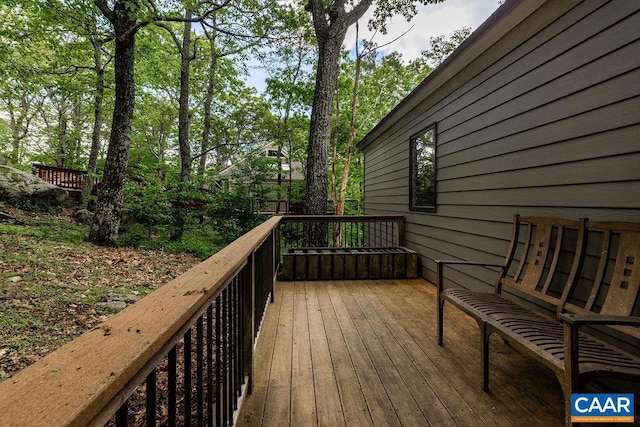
[435, 260, 505, 294]
[560, 313, 640, 327]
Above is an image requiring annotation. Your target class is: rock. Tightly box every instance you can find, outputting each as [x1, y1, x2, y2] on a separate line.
[121, 294, 140, 304]
[0, 165, 69, 209]
[104, 292, 140, 304]
[75, 208, 94, 225]
[96, 301, 127, 311]
[96, 293, 140, 312]
[0, 211, 19, 224]
[7, 276, 21, 283]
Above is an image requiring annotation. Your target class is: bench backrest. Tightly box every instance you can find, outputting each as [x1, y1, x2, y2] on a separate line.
[563, 220, 640, 339]
[496, 215, 586, 315]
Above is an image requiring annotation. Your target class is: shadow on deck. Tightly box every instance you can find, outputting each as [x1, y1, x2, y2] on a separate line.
[238, 279, 565, 427]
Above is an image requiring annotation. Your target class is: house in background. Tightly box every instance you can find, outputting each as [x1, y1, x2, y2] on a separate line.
[357, 0, 640, 291]
[214, 141, 305, 214]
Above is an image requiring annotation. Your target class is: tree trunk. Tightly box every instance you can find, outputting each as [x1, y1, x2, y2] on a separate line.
[200, 31, 219, 178]
[81, 39, 105, 208]
[305, 34, 344, 216]
[55, 107, 68, 168]
[72, 99, 84, 165]
[305, 28, 346, 246]
[178, 10, 192, 184]
[305, 0, 372, 246]
[171, 10, 193, 241]
[9, 106, 20, 165]
[89, 19, 136, 246]
[336, 35, 362, 217]
[7, 94, 34, 165]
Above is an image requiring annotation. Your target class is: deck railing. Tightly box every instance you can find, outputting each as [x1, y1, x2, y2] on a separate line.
[0, 216, 281, 426]
[32, 163, 89, 190]
[280, 215, 405, 249]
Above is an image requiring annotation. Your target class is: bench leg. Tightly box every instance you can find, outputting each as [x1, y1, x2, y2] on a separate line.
[481, 321, 489, 391]
[437, 299, 444, 346]
[564, 322, 581, 426]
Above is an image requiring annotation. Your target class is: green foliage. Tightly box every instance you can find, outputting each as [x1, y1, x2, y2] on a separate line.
[158, 225, 224, 259]
[0, 118, 11, 158]
[421, 27, 472, 67]
[0, 213, 87, 244]
[289, 180, 307, 204]
[121, 177, 173, 237]
[116, 167, 272, 258]
[207, 191, 265, 243]
[370, 0, 446, 34]
[0, 0, 458, 242]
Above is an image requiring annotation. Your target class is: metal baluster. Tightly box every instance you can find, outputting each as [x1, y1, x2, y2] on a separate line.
[222, 288, 229, 425]
[146, 369, 156, 427]
[115, 401, 128, 427]
[168, 347, 177, 427]
[197, 316, 204, 427]
[230, 279, 237, 413]
[269, 234, 275, 304]
[236, 277, 243, 399]
[238, 271, 245, 394]
[215, 297, 222, 427]
[185, 328, 192, 425]
[207, 305, 214, 427]
[387, 221, 390, 246]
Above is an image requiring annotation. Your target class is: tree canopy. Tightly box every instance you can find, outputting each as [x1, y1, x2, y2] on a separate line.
[0, 0, 471, 248]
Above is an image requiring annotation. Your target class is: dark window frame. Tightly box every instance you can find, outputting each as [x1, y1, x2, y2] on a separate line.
[409, 123, 437, 212]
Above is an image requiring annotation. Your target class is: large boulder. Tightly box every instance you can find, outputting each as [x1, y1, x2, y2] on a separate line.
[0, 165, 69, 209]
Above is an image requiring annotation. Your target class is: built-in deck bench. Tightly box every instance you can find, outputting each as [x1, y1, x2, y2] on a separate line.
[278, 246, 418, 281]
[437, 215, 640, 425]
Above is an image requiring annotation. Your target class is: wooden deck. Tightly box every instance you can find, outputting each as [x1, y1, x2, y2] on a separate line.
[237, 279, 566, 426]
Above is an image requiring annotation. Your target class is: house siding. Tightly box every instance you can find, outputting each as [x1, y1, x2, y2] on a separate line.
[359, 0, 640, 290]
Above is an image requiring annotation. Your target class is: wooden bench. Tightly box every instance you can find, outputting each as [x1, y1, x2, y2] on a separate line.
[437, 215, 640, 425]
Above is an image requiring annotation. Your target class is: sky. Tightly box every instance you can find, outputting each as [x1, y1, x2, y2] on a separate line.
[347, 0, 502, 61]
[246, 0, 502, 92]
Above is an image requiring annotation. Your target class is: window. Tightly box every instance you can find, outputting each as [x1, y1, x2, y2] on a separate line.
[266, 149, 285, 158]
[410, 124, 436, 211]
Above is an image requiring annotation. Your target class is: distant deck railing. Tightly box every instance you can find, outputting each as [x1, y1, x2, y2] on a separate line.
[260, 200, 304, 215]
[280, 215, 405, 248]
[0, 216, 281, 426]
[32, 163, 88, 190]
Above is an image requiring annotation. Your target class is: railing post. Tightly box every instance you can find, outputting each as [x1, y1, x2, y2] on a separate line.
[397, 216, 405, 247]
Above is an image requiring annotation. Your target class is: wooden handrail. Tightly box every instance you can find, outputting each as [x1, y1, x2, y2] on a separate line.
[32, 163, 89, 175]
[0, 216, 282, 426]
[280, 215, 404, 222]
[280, 215, 405, 249]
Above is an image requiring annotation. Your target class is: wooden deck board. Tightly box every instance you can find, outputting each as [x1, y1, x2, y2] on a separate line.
[380, 279, 564, 426]
[238, 279, 565, 426]
[327, 282, 401, 426]
[315, 281, 373, 426]
[305, 282, 346, 427]
[291, 281, 316, 425]
[382, 279, 563, 426]
[255, 280, 294, 426]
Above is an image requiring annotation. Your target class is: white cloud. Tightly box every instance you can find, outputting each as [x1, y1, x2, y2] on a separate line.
[246, 0, 501, 91]
[346, 0, 501, 61]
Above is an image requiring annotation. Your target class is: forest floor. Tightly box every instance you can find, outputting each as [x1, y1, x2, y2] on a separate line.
[0, 203, 200, 382]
